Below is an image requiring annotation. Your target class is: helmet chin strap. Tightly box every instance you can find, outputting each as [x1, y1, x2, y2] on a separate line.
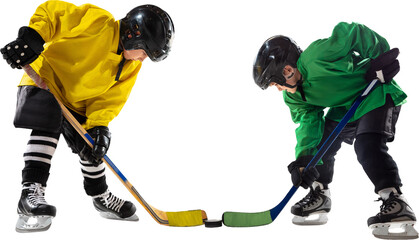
[281, 73, 302, 89]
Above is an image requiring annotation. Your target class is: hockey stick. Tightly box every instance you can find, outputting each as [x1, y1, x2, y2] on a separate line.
[22, 65, 208, 227]
[222, 79, 379, 227]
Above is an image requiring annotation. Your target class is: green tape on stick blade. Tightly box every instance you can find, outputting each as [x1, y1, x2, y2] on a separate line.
[223, 211, 273, 227]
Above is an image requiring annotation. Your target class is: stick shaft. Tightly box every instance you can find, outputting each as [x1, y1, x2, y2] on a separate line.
[270, 79, 378, 220]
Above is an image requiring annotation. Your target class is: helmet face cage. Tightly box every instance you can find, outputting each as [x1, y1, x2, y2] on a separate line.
[253, 35, 301, 90]
[255, 60, 286, 90]
[120, 5, 175, 62]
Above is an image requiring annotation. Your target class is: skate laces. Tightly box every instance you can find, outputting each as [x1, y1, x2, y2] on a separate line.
[376, 193, 399, 215]
[23, 183, 48, 206]
[298, 187, 322, 207]
[95, 190, 125, 213]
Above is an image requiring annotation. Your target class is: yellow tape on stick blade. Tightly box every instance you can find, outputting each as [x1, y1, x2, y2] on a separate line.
[167, 210, 204, 227]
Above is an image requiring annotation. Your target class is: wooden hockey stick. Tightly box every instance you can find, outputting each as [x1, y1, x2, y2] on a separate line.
[222, 78, 379, 227]
[22, 65, 207, 226]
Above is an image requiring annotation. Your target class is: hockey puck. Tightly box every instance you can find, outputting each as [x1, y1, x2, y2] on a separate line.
[204, 219, 223, 228]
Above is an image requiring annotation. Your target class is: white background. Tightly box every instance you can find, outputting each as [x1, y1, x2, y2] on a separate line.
[0, 0, 418, 239]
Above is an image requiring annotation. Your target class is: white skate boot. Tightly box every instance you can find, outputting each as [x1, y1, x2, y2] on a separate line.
[291, 181, 331, 225]
[16, 182, 56, 232]
[92, 190, 138, 221]
[368, 188, 418, 239]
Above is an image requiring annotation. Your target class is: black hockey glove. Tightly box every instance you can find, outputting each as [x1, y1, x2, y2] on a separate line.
[1, 26, 45, 69]
[79, 126, 111, 166]
[288, 156, 319, 189]
[365, 48, 400, 84]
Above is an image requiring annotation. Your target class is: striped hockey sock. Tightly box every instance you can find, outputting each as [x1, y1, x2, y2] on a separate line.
[22, 130, 60, 186]
[79, 160, 108, 196]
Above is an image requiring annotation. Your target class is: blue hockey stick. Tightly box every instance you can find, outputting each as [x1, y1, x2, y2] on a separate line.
[223, 79, 379, 227]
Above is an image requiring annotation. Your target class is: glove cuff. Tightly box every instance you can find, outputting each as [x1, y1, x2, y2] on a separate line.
[287, 155, 314, 173]
[87, 126, 111, 150]
[18, 26, 45, 54]
[88, 126, 111, 138]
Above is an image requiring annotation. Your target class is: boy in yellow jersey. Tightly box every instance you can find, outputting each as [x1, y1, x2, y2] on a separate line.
[1, 1, 174, 232]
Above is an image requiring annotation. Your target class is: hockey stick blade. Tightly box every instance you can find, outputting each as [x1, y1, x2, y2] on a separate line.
[22, 65, 208, 227]
[223, 79, 379, 227]
[223, 186, 298, 227]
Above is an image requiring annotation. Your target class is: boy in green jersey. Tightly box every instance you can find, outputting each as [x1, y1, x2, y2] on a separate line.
[253, 22, 417, 239]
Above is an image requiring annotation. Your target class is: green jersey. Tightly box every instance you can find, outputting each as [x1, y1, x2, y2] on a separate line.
[284, 22, 407, 159]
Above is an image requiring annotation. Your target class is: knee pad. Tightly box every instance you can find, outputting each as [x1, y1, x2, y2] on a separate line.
[354, 133, 388, 163]
[61, 111, 87, 155]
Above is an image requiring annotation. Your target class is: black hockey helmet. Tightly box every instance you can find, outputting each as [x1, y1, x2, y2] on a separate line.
[120, 5, 175, 62]
[253, 35, 302, 90]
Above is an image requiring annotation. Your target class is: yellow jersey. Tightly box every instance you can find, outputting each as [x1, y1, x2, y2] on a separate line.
[20, 0, 142, 129]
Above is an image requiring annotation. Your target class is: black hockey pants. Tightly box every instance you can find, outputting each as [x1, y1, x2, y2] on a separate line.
[315, 95, 402, 193]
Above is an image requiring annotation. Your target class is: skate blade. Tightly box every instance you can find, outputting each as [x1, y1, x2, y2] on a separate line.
[99, 212, 139, 221]
[16, 215, 53, 233]
[292, 213, 328, 226]
[370, 222, 418, 239]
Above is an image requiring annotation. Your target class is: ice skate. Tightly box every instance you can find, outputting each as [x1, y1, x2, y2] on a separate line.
[368, 188, 418, 239]
[93, 190, 138, 221]
[16, 182, 56, 233]
[291, 181, 331, 225]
